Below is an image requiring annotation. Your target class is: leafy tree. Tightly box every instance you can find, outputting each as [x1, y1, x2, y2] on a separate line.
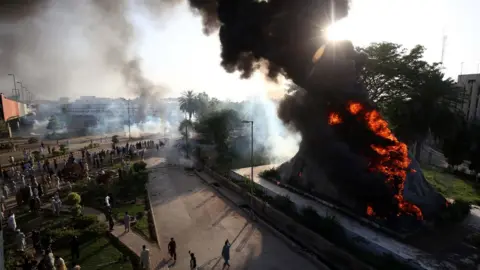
[46, 115, 60, 134]
[195, 109, 241, 170]
[442, 120, 471, 167]
[361, 42, 463, 160]
[178, 90, 198, 120]
[358, 43, 426, 107]
[111, 135, 119, 146]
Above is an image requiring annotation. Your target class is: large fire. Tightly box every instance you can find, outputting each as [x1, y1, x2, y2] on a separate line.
[329, 102, 423, 220]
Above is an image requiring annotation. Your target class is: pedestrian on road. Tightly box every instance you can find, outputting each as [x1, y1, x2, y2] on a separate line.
[168, 238, 177, 261]
[222, 239, 231, 269]
[189, 251, 197, 270]
[140, 245, 150, 270]
[123, 212, 130, 232]
[108, 215, 114, 231]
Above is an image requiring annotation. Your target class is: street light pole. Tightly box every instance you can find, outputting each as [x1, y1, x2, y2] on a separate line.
[242, 120, 254, 213]
[7, 74, 17, 100]
[127, 99, 131, 141]
[16, 81, 23, 101]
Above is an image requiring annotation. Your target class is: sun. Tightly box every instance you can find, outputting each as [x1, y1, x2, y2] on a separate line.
[325, 18, 352, 41]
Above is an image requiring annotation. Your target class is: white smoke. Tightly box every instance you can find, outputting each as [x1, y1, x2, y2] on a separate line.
[240, 94, 300, 164]
[124, 116, 172, 138]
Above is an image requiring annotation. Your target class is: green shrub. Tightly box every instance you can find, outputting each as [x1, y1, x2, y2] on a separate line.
[272, 195, 298, 218]
[259, 167, 280, 180]
[59, 144, 68, 154]
[32, 150, 41, 161]
[73, 215, 98, 230]
[466, 233, 480, 248]
[436, 200, 471, 224]
[28, 137, 39, 144]
[84, 222, 107, 238]
[48, 227, 79, 247]
[66, 192, 82, 205]
[132, 161, 147, 172]
[71, 204, 83, 217]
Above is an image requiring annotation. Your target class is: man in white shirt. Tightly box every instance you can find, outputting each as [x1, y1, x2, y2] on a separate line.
[140, 245, 150, 270]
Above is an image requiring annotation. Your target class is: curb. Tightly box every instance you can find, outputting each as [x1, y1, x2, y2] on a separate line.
[146, 171, 162, 250]
[194, 170, 332, 270]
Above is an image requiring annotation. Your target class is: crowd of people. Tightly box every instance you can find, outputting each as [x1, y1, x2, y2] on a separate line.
[0, 138, 160, 269]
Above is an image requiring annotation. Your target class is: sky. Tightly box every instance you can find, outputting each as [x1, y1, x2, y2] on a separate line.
[1, 0, 480, 101]
[136, 0, 480, 100]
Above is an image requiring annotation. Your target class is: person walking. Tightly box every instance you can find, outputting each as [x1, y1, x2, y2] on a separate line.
[168, 238, 177, 262]
[70, 235, 80, 262]
[123, 212, 130, 232]
[140, 245, 150, 270]
[55, 255, 66, 270]
[189, 251, 197, 270]
[222, 239, 231, 269]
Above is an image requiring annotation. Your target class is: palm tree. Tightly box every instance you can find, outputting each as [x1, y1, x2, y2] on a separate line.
[178, 90, 198, 121]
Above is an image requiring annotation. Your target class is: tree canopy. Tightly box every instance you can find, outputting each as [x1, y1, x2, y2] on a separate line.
[360, 42, 464, 160]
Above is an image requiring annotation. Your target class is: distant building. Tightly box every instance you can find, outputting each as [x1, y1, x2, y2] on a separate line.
[58, 97, 69, 105]
[457, 73, 480, 122]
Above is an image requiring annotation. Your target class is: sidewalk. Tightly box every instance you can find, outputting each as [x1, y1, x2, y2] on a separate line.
[109, 224, 171, 269]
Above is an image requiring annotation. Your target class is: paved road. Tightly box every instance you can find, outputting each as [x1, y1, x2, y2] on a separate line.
[146, 155, 317, 270]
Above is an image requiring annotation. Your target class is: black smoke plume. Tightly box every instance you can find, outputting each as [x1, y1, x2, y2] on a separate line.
[187, 0, 411, 218]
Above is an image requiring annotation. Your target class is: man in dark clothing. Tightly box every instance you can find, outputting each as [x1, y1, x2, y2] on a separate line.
[70, 235, 80, 261]
[168, 238, 177, 261]
[189, 251, 197, 270]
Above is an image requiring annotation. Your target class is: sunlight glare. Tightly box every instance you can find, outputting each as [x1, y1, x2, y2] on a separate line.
[326, 18, 352, 41]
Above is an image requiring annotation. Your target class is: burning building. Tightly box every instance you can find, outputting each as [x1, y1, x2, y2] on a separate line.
[188, 0, 446, 223]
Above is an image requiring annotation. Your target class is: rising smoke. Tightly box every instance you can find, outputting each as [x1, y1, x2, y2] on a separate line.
[0, 0, 177, 120]
[185, 0, 422, 218]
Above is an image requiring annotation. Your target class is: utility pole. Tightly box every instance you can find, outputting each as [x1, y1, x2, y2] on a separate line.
[127, 99, 131, 141]
[16, 81, 23, 101]
[242, 120, 254, 208]
[7, 74, 17, 100]
[185, 124, 189, 159]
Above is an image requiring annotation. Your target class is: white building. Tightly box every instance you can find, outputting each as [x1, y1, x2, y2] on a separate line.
[457, 73, 480, 121]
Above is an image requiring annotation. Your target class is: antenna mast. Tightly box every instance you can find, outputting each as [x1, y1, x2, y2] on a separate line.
[441, 33, 447, 66]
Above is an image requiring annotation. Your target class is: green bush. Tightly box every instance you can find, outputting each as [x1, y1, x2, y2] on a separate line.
[71, 204, 83, 217]
[436, 200, 471, 224]
[259, 167, 280, 180]
[84, 222, 107, 238]
[466, 233, 480, 248]
[132, 161, 147, 172]
[66, 192, 82, 205]
[48, 227, 79, 248]
[28, 137, 39, 144]
[73, 215, 98, 230]
[272, 195, 298, 218]
[32, 150, 41, 161]
[59, 144, 68, 154]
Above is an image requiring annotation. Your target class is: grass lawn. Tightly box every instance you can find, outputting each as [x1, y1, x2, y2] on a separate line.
[112, 200, 150, 238]
[422, 166, 480, 204]
[55, 237, 133, 270]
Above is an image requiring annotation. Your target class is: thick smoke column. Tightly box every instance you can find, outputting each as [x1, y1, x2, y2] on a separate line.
[187, 0, 425, 219]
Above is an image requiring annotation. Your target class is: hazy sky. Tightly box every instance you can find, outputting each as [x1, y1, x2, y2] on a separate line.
[1, 0, 479, 101]
[134, 0, 480, 99]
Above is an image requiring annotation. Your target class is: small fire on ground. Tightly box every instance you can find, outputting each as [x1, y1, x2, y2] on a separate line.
[328, 102, 423, 220]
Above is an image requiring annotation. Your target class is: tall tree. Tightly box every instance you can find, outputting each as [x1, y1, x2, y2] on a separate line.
[46, 115, 60, 134]
[195, 109, 241, 170]
[178, 90, 198, 120]
[360, 42, 463, 160]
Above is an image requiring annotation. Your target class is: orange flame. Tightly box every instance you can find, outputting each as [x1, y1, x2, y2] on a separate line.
[328, 112, 343, 125]
[346, 102, 423, 220]
[366, 205, 375, 216]
[348, 102, 362, 115]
